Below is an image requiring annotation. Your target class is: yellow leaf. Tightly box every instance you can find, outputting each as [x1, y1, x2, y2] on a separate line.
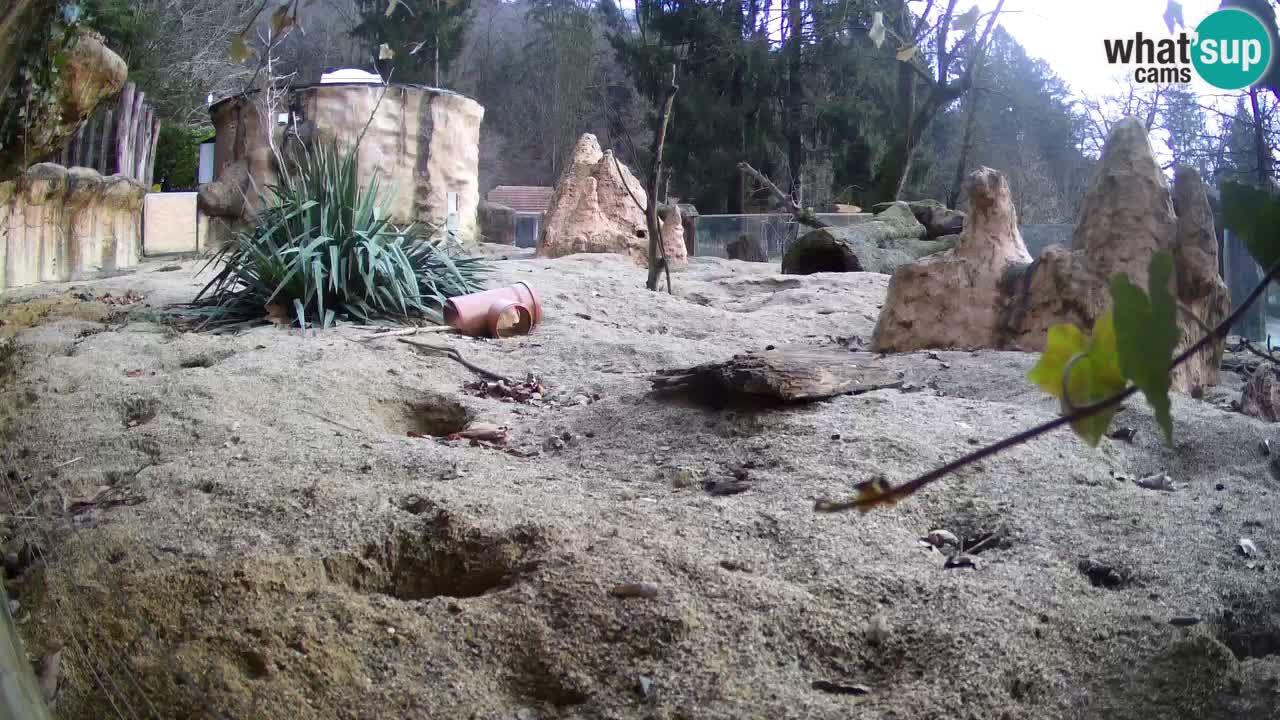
[896, 45, 917, 62]
[229, 34, 253, 64]
[271, 5, 295, 36]
[1027, 312, 1127, 447]
[378, 43, 395, 60]
[385, 0, 399, 16]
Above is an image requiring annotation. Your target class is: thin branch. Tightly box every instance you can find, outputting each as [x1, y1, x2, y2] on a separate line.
[737, 162, 830, 229]
[815, 260, 1280, 513]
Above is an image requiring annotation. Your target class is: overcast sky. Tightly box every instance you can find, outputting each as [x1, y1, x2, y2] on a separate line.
[983, 0, 1226, 97]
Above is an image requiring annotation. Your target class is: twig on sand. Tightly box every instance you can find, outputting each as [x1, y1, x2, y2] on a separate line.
[350, 325, 457, 342]
[398, 338, 514, 383]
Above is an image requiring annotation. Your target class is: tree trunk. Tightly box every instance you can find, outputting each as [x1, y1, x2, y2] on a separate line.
[784, 0, 805, 200]
[1249, 86, 1271, 186]
[948, 86, 983, 208]
[645, 65, 679, 292]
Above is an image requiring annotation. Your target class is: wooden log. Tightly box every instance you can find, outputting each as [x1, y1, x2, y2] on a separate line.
[134, 106, 151, 181]
[83, 112, 97, 170]
[115, 83, 135, 178]
[98, 108, 113, 174]
[71, 121, 87, 167]
[650, 347, 905, 405]
[144, 114, 160, 188]
[127, 90, 145, 181]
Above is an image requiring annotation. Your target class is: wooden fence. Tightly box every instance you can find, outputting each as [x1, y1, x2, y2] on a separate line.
[56, 82, 160, 186]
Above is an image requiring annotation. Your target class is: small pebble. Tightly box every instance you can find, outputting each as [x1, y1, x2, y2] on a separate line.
[611, 582, 659, 599]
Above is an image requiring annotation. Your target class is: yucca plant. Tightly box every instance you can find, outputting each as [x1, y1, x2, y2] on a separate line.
[188, 142, 486, 330]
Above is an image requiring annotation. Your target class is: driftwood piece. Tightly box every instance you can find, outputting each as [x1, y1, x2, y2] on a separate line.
[651, 347, 904, 404]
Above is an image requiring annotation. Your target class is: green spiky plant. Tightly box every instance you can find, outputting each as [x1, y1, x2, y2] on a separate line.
[189, 141, 486, 330]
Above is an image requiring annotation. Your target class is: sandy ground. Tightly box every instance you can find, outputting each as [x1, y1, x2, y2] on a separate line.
[2, 251, 1279, 720]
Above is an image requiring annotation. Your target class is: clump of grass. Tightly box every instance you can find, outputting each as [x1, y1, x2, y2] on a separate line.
[189, 142, 486, 330]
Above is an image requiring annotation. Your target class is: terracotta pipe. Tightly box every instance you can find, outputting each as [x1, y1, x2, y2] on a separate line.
[444, 282, 542, 337]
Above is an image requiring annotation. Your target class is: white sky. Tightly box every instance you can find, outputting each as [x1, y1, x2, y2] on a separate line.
[981, 0, 1225, 97]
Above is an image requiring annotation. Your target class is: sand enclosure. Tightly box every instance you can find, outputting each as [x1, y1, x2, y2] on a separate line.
[2, 252, 1279, 719]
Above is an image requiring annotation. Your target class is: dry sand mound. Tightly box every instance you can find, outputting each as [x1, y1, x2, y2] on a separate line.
[2, 253, 1279, 719]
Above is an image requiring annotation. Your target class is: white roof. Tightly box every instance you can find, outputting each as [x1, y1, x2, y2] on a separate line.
[320, 68, 384, 85]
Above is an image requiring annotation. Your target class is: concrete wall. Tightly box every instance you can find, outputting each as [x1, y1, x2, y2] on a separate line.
[143, 192, 200, 254]
[0, 164, 144, 291]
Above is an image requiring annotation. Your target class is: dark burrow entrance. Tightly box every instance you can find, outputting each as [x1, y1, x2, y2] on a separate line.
[324, 514, 542, 600]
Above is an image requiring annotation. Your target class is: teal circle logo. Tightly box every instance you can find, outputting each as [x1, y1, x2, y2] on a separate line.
[1192, 8, 1273, 90]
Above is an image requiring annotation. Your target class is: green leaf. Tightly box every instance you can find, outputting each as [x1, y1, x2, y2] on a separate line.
[1221, 181, 1280, 272]
[1110, 252, 1179, 445]
[953, 5, 980, 32]
[1028, 313, 1126, 446]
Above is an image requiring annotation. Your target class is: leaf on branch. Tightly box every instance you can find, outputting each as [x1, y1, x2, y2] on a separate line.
[869, 12, 886, 49]
[1163, 1, 1185, 33]
[1111, 252, 1178, 445]
[229, 34, 253, 64]
[850, 477, 898, 513]
[379, 43, 396, 60]
[953, 6, 980, 33]
[896, 45, 917, 62]
[1027, 313, 1126, 446]
[271, 5, 295, 36]
[1221, 181, 1280, 272]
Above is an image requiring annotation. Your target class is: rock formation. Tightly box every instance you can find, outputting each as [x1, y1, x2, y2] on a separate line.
[782, 203, 951, 275]
[1241, 365, 1280, 422]
[536, 134, 687, 268]
[0, 163, 144, 289]
[1, 30, 127, 181]
[200, 84, 485, 246]
[872, 117, 1229, 395]
[871, 199, 965, 239]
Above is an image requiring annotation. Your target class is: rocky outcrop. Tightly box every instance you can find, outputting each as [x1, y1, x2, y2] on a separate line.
[872, 199, 965, 239]
[1, 30, 127, 181]
[781, 203, 945, 275]
[536, 134, 687, 268]
[203, 84, 485, 246]
[677, 203, 699, 256]
[0, 163, 144, 289]
[872, 117, 1230, 395]
[478, 200, 516, 245]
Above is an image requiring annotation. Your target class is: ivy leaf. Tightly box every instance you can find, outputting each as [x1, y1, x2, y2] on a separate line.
[1028, 313, 1126, 446]
[1163, 1, 1184, 33]
[896, 45, 917, 62]
[1221, 181, 1280, 272]
[869, 12, 886, 49]
[1110, 252, 1178, 445]
[229, 34, 253, 64]
[953, 6, 980, 33]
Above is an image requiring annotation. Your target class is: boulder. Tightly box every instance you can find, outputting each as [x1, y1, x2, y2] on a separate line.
[871, 117, 1230, 395]
[478, 200, 516, 245]
[677, 202, 698, 256]
[536, 133, 687, 268]
[782, 203, 933, 275]
[871, 199, 965, 239]
[197, 161, 250, 219]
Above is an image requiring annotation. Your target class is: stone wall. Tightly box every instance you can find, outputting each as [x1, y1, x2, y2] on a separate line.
[201, 84, 485, 245]
[0, 163, 144, 290]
